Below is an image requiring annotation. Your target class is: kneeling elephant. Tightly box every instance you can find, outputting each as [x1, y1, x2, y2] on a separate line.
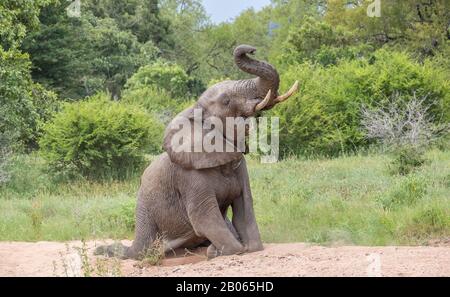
[95, 45, 298, 259]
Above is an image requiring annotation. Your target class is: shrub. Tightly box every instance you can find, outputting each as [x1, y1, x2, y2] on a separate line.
[389, 146, 426, 175]
[122, 86, 193, 125]
[361, 94, 447, 175]
[274, 49, 449, 156]
[0, 153, 55, 198]
[379, 175, 427, 210]
[125, 61, 191, 99]
[414, 208, 449, 231]
[402, 207, 450, 240]
[108, 200, 136, 232]
[0, 48, 59, 150]
[39, 94, 163, 180]
[280, 16, 372, 67]
[0, 132, 12, 185]
[361, 94, 440, 148]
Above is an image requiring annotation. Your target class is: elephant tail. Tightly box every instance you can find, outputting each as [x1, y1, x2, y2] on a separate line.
[94, 242, 132, 260]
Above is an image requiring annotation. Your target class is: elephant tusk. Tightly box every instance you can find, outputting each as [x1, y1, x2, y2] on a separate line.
[255, 90, 272, 112]
[274, 81, 299, 104]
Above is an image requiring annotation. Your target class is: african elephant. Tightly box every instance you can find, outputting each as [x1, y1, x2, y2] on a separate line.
[95, 45, 298, 260]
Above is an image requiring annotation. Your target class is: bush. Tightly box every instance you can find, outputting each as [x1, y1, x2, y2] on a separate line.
[107, 200, 136, 232]
[39, 94, 164, 180]
[379, 175, 427, 210]
[122, 86, 193, 125]
[361, 94, 444, 175]
[0, 132, 11, 185]
[280, 16, 372, 67]
[402, 207, 450, 240]
[390, 146, 426, 176]
[0, 48, 59, 151]
[125, 61, 191, 99]
[274, 49, 449, 156]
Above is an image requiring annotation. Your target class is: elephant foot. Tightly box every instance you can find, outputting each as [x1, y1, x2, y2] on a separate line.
[245, 241, 264, 253]
[206, 243, 245, 260]
[206, 244, 219, 259]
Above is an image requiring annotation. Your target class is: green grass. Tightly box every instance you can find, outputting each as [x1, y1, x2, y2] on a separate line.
[0, 151, 449, 245]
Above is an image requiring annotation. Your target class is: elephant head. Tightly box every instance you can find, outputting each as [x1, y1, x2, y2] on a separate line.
[163, 45, 298, 170]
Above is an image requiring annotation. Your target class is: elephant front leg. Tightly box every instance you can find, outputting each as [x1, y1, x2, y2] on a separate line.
[187, 193, 244, 259]
[232, 160, 264, 253]
[232, 195, 263, 253]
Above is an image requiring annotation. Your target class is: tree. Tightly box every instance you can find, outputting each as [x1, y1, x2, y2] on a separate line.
[0, 48, 58, 150]
[22, 3, 90, 99]
[160, 0, 274, 84]
[325, 0, 450, 57]
[0, 0, 55, 50]
[85, 0, 173, 47]
[86, 18, 159, 100]
[273, 49, 449, 156]
[197, 7, 273, 81]
[23, 2, 159, 100]
[279, 16, 373, 66]
[0, 0, 58, 151]
[124, 60, 191, 99]
[39, 94, 164, 180]
[159, 0, 211, 74]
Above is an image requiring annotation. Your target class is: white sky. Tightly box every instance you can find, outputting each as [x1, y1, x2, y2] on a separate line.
[202, 0, 272, 23]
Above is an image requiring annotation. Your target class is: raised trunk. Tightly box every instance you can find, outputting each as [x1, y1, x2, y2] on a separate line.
[234, 45, 280, 99]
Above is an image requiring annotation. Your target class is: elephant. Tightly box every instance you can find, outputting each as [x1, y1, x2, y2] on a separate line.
[95, 45, 298, 260]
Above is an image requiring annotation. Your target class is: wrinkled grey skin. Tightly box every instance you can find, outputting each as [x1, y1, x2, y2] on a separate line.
[95, 45, 281, 260]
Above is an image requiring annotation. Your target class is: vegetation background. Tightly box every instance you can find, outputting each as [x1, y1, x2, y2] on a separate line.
[0, 0, 448, 245]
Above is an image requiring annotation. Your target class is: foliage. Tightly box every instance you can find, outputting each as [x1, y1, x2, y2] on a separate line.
[1, 151, 449, 246]
[0, 48, 59, 150]
[280, 16, 373, 67]
[122, 86, 193, 125]
[160, 0, 275, 82]
[201, 7, 273, 80]
[7, 0, 450, 156]
[0, 1, 59, 152]
[405, 206, 450, 239]
[159, 0, 210, 74]
[108, 200, 136, 232]
[23, 3, 159, 100]
[39, 94, 163, 180]
[389, 146, 426, 176]
[0, 49, 34, 148]
[85, 18, 158, 100]
[85, 0, 173, 48]
[125, 61, 192, 99]
[325, 0, 450, 58]
[361, 95, 441, 149]
[0, 131, 11, 185]
[379, 174, 427, 210]
[361, 94, 447, 175]
[273, 49, 449, 156]
[0, 0, 55, 50]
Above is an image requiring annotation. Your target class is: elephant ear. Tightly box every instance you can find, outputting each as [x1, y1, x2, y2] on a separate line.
[163, 107, 243, 170]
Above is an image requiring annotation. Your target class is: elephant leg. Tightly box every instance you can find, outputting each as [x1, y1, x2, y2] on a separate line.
[126, 203, 159, 259]
[187, 193, 244, 259]
[232, 160, 264, 252]
[225, 216, 240, 241]
[231, 195, 263, 253]
[196, 217, 239, 249]
[95, 202, 158, 260]
[203, 216, 242, 258]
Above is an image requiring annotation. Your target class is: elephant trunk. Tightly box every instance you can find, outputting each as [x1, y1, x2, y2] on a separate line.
[234, 45, 280, 99]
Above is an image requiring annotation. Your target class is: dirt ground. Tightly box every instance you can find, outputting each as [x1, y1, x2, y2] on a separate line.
[0, 240, 449, 277]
